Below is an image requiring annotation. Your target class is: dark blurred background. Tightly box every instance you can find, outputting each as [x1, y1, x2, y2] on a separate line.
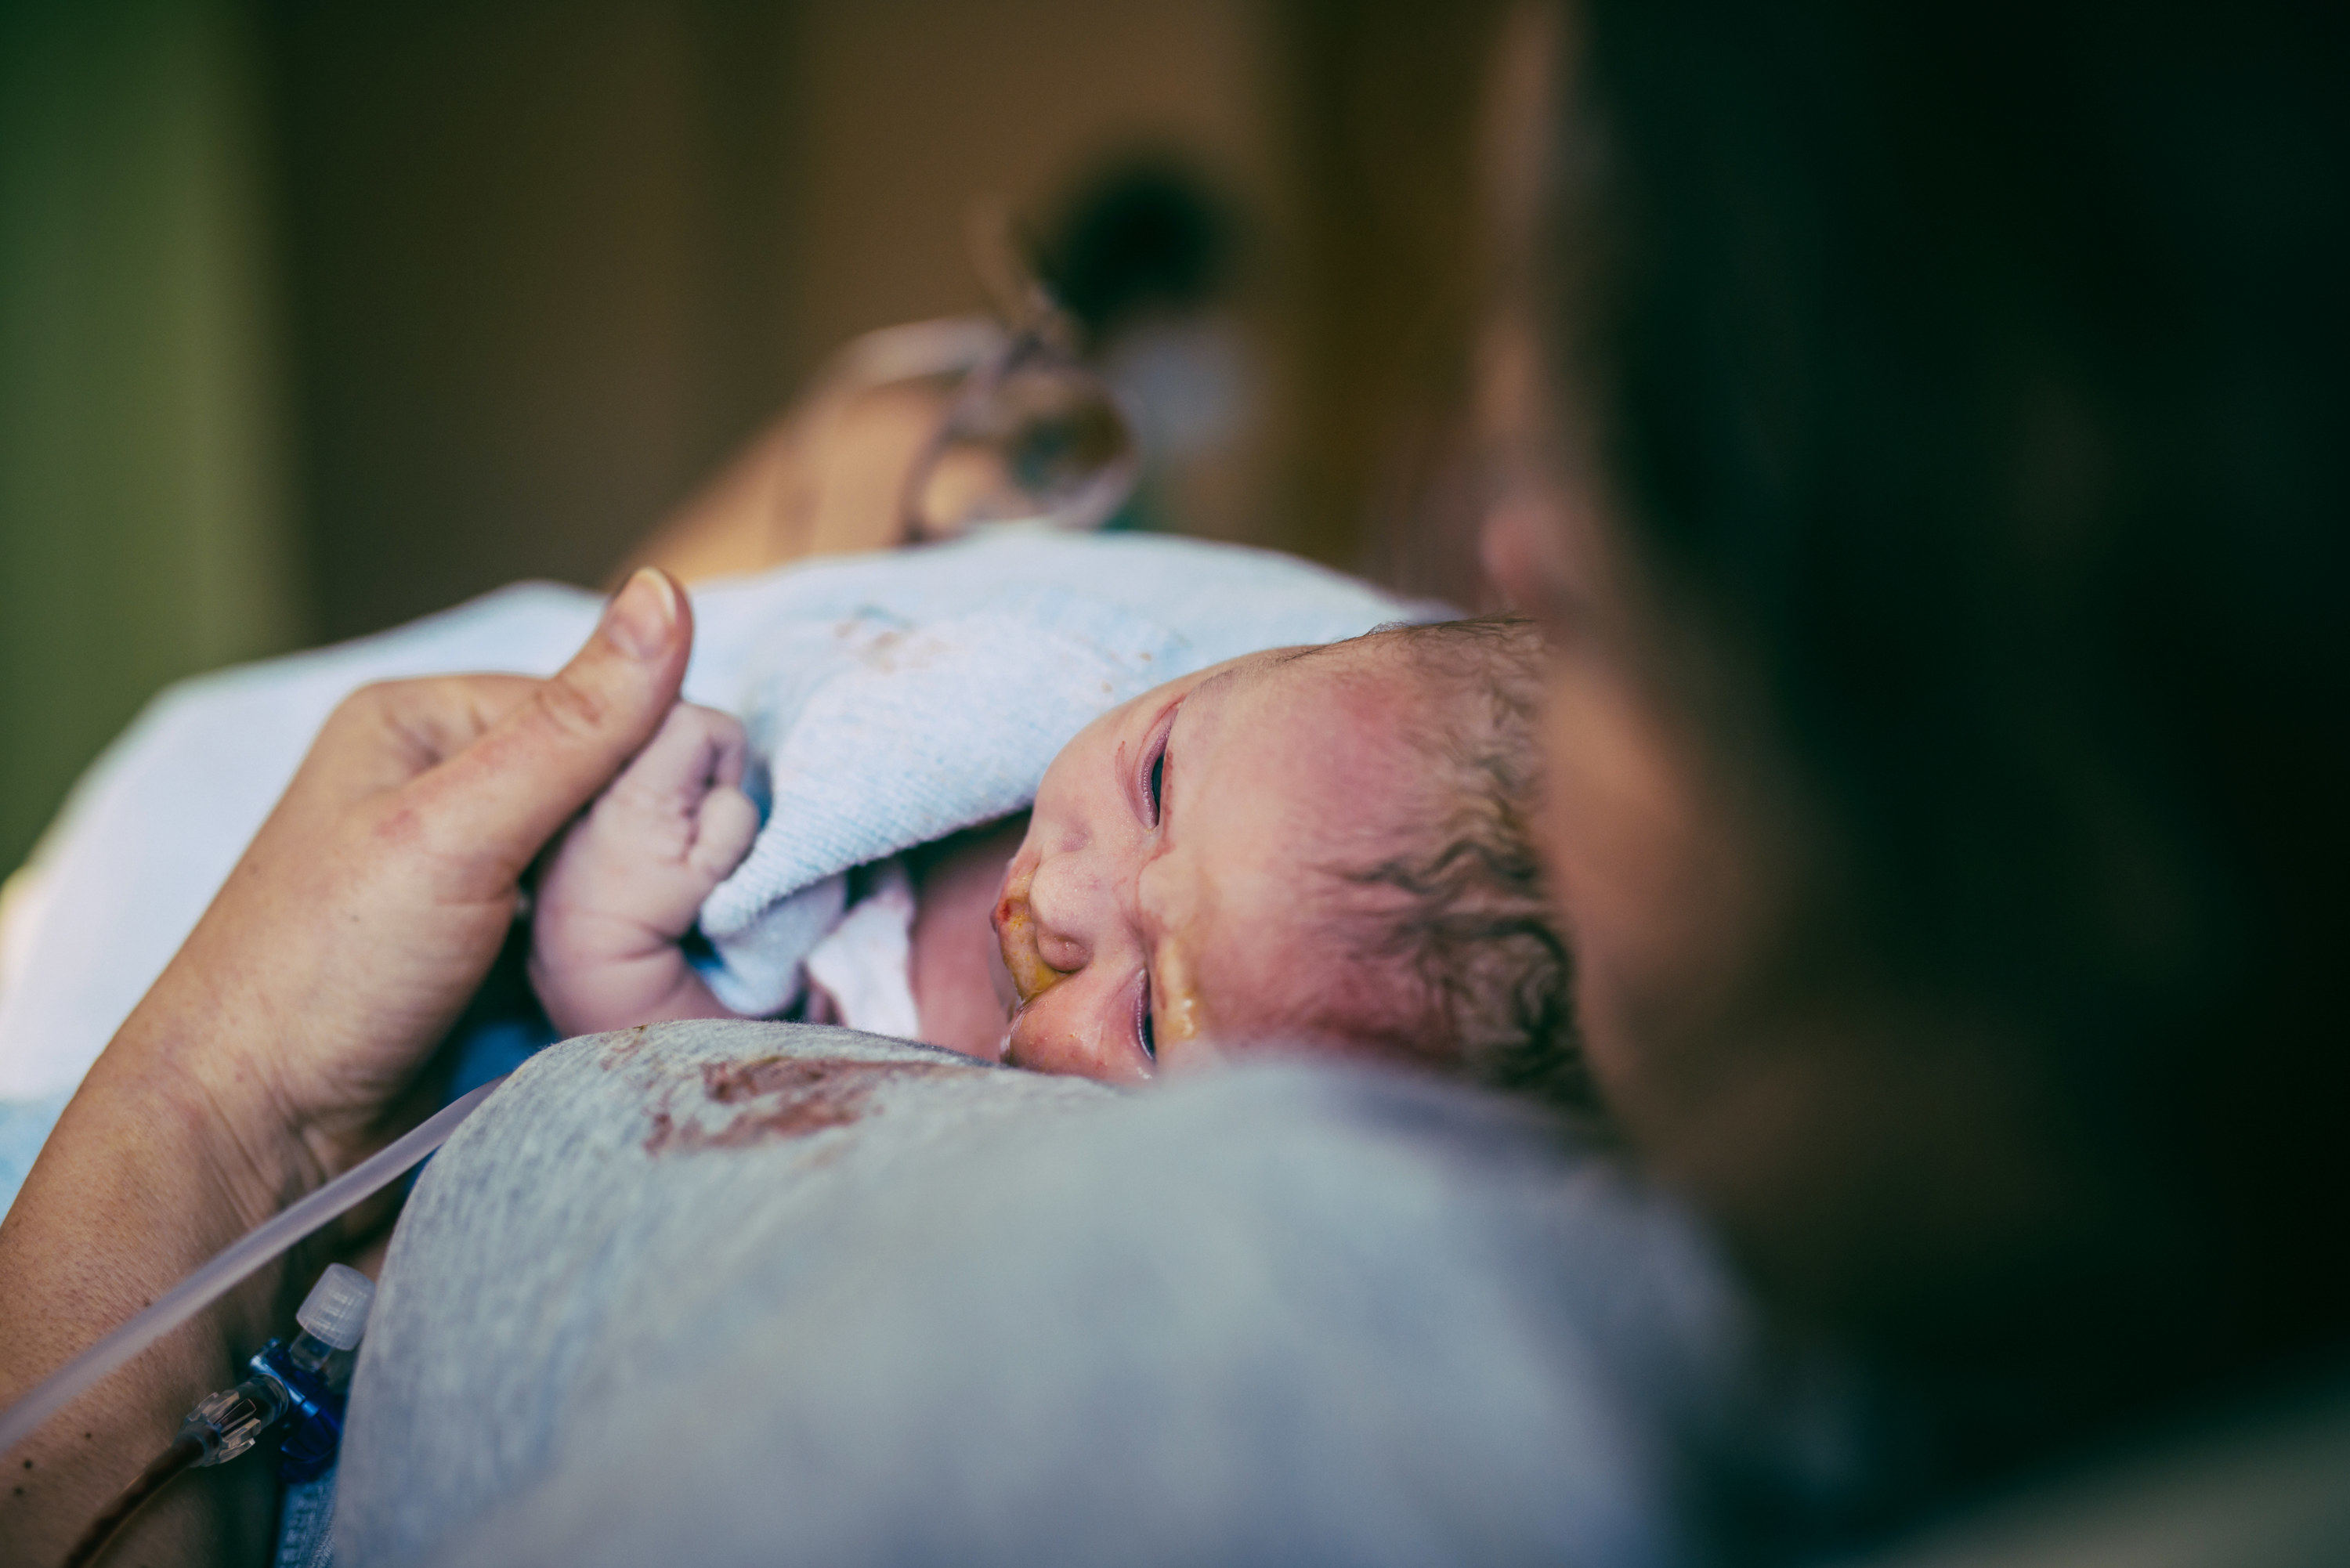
[0, 0, 1509, 876]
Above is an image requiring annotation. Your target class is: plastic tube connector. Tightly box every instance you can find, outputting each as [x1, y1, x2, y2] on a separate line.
[172, 1264, 380, 1480]
[295, 1263, 374, 1352]
[182, 1380, 288, 1468]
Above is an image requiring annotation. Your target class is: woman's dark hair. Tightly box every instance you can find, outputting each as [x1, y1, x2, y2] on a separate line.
[1562, 0, 2349, 1439]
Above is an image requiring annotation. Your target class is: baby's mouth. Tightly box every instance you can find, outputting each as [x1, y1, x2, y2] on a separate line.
[992, 872, 1065, 1007]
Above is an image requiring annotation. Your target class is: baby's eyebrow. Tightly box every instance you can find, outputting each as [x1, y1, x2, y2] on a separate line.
[1146, 657, 1261, 863]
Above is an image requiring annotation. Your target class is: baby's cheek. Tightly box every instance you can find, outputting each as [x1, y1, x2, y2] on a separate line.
[1005, 988, 1152, 1086]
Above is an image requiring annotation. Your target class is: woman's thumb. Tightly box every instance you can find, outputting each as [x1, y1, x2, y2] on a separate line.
[416, 569, 694, 868]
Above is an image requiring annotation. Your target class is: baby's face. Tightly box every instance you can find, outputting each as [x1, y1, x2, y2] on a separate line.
[994, 642, 1430, 1082]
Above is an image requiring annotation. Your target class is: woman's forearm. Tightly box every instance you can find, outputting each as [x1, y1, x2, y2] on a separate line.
[0, 573, 698, 1566]
[0, 979, 303, 1566]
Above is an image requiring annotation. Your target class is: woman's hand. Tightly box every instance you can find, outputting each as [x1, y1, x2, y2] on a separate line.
[0, 568, 693, 1566]
[164, 568, 695, 1198]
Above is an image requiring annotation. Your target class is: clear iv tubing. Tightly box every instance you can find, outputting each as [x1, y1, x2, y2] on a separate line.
[0, 1075, 505, 1459]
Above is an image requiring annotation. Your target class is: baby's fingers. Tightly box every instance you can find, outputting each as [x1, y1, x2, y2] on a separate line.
[691, 784, 761, 883]
[609, 703, 749, 813]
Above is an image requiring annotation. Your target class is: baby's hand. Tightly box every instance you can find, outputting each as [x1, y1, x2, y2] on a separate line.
[530, 703, 761, 1037]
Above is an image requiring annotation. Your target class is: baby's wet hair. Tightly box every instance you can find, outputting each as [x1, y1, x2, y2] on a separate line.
[1310, 617, 1589, 1112]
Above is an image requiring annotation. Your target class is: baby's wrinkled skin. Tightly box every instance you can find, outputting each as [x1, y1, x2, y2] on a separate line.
[992, 646, 1435, 1082]
[529, 703, 761, 1039]
[533, 643, 1439, 1085]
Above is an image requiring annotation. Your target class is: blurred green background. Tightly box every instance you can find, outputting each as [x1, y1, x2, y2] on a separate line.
[2, 0, 302, 877]
[0, 0, 1507, 876]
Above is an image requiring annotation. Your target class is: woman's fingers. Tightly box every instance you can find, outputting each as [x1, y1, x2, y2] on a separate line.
[157, 570, 703, 1160]
[306, 674, 544, 803]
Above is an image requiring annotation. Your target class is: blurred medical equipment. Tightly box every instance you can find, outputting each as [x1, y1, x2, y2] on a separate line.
[902, 204, 1141, 540]
[790, 201, 1142, 552]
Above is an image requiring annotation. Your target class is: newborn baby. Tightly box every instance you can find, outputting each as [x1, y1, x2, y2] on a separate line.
[531, 619, 1579, 1097]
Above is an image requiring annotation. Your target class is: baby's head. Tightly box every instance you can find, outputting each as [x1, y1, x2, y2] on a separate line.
[995, 617, 1582, 1103]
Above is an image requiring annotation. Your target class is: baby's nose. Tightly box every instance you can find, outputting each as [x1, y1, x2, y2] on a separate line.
[1026, 853, 1115, 971]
